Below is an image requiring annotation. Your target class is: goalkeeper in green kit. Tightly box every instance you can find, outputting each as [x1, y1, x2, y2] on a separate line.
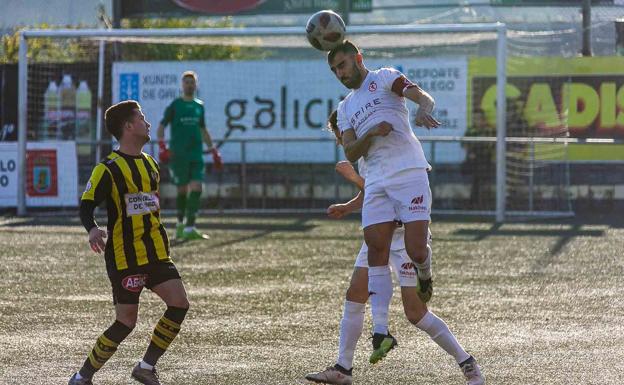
[157, 71, 223, 240]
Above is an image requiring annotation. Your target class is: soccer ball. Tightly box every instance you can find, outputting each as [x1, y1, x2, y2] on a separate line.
[305, 10, 346, 51]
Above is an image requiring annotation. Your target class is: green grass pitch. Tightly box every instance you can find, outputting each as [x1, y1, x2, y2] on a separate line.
[0, 214, 622, 384]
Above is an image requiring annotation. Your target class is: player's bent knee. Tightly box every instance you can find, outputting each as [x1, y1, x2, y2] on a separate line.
[406, 243, 428, 264]
[345, 285, 368, 303]
[404, 305, 427, 325]
[169, 297, 190, 309]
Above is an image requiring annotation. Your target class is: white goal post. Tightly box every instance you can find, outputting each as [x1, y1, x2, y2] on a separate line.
[18, 23, 508, 220]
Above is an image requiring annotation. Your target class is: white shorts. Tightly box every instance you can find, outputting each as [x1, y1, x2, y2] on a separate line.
[362, 168, 432, 228]
[354, 244, 417, 287]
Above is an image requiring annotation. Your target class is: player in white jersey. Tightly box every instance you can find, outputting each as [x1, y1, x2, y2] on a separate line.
[330, 42, 437, 328]
[305, 111, 484, 385]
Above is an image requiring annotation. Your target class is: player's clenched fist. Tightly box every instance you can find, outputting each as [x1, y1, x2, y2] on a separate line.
[414, 98, 441, 129]
[327, 203, 349, 219]
[88, 227, 107, 254]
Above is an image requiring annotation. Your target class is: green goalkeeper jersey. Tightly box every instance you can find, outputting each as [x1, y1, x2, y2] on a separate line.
[160, 97, 206, 161]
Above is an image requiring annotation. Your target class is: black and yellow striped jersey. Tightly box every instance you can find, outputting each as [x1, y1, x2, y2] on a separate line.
[82, 150, 170, 271]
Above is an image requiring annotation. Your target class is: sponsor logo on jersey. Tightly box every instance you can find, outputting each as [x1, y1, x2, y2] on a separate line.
[409, 195, 427, 212]
[84, 181, 92, 193]
[122, 274, 147, 292]
[124, 192, 160, 216]
[368, 81, 377, 92]
[349, 98, 382, 127]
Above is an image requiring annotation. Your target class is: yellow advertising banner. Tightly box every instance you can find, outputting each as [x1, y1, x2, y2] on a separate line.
[469, 57, 624, 160]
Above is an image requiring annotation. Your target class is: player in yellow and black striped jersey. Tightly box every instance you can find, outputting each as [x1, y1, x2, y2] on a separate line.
[81, 149, 170, 271]
[69, 101, 190, 385]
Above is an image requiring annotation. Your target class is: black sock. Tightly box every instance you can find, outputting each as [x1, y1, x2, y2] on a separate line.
[459, 355, 475, 368]
[79, 320, 133, 378]
[142, 306, 188, 366]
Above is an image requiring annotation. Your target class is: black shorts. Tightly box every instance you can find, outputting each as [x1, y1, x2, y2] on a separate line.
[107, 262, 181, 305]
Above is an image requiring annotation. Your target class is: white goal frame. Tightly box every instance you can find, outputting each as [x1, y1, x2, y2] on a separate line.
[18, 23, 508, 220]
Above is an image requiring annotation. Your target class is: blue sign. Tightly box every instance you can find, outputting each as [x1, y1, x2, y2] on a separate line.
[120, 73, 139, 101]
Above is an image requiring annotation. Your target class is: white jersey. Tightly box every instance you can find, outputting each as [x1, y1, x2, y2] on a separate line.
[338, 68, 431, 183]
[357, 158, 405, 251]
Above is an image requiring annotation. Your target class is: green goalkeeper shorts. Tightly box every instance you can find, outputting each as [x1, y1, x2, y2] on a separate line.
[169, 158, 204, 186]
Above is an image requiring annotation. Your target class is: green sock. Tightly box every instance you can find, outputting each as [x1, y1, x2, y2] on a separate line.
[176, 193, 187, 223]
[186, 191, 201, 227]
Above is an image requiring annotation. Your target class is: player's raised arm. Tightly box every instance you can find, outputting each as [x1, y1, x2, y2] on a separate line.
[403, 84, 440, 129]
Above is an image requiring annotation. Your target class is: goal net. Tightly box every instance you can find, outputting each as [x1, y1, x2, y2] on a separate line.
[17, 23, 574, 219]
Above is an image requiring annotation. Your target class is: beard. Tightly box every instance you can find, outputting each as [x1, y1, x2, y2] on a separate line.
[342, 63, 363, 89]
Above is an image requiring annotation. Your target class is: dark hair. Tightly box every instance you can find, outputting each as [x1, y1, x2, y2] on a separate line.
[327, 40, 360, 64]
[105, 100, 141, 140]
[327, 110, 338, 133]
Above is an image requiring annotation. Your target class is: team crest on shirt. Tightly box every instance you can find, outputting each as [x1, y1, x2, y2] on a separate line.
[368, 81, 377, 92]
[151, 170, 159, 182]
[83, 181, 92, 193]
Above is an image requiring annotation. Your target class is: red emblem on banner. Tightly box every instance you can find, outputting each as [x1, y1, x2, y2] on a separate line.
[172, 0, 264, 14]
[26, 149, 58, 196]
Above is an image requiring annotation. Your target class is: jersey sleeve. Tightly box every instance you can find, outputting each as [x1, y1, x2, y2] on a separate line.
[144, 153, 161, 173]
[356, 158, 368, 179]
[81, 163, 112, 205]
[199, 103, 206, 129]
[337, 102, 352, 134]
[378, 67, 417, 97]
[160, 101, 174, 126]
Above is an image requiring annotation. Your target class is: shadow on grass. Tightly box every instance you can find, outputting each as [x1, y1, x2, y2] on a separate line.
[453, 222, 603, 256]
[433, 212, 624, 229]
[181, 217, 317, 249]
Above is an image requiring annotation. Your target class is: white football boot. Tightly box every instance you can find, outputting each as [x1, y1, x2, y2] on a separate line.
[305, 365, 353, 385]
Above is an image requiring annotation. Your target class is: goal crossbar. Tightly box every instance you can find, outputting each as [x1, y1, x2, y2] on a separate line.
[17, 23, 508, 220]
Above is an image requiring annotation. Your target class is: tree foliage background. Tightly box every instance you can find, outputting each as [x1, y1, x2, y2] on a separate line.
[1, 18, 262, 64]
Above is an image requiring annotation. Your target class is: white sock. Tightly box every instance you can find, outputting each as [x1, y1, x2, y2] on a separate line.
[184, 226, 195, 233]
[416, 311, 470, 364]
[368, 265, 393, 335]
[139, 360, 154, 370]
[336, 300, 366, 370]
[415, 244, 432, 280]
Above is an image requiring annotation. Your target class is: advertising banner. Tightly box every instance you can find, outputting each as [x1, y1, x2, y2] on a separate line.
[113, 57, 468, 163]
[120, 0, 372, 18]
[0, 141, 78, 207]
[0, 64, 18, 142]
[469, 56, 624, 161]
